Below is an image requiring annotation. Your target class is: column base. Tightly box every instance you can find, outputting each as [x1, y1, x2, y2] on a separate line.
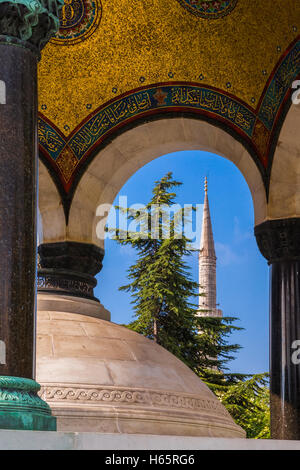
[0, 411, 56, 431]
[0, 377, 56, 431]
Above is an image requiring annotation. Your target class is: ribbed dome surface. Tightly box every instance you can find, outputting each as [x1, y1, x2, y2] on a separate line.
[36, 294, 245, 438]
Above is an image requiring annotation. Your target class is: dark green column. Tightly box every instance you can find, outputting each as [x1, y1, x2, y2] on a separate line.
[0, 0, 63, 431]
[255, 218, 300, 440]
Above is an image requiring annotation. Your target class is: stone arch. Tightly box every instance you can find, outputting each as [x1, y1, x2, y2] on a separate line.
[268, 102, 300, 220]
[38, 159, 66, 243]
[65, 117, 267, 249]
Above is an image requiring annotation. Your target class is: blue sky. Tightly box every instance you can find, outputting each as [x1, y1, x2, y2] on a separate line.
[95, 150, 269, 376]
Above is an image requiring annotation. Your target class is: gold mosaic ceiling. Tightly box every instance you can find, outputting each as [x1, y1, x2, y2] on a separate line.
[38, 0, 300, 136]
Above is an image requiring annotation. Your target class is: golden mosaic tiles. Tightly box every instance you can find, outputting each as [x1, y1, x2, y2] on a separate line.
[38, 0, 300, 137]
[56, 146, 78, 182]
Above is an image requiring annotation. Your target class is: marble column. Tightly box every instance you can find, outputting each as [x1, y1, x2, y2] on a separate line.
[255, 218, 300, 440]
[0, 0, 63, 430]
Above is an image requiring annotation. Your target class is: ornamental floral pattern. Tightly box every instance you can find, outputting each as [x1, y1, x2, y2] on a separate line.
[51, 0, 102, 45]
[176, 0, 238, 19]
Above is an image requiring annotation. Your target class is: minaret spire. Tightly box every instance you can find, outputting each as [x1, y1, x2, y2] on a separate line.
[200, 177, 216, 259]
[198, 177, 222, 317]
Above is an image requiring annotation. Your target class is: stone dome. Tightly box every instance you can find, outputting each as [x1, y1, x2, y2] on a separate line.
[36, 293, 245, 438]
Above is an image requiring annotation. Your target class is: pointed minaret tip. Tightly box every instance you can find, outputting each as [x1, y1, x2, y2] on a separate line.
[200, 176, 216, 259]
[204, 176, 208, 193]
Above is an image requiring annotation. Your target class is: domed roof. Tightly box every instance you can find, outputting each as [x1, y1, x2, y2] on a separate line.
[36, 294, 245, 437]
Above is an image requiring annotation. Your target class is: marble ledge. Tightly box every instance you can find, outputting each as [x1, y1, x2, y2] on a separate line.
[0, 431, 300, 450]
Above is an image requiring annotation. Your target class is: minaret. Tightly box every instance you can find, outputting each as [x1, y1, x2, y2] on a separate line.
[198, 178, 222, 318]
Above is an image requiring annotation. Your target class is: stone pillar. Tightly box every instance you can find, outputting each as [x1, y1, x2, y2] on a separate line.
[0, 0, 62, 430]
[255, 218, 300, 440]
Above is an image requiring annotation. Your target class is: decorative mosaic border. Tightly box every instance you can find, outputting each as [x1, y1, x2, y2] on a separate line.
[176, 0, 238, 20]
[258, 39, 300, 131]
[38, 84, 259, 190]
[39, 385, 230, 418]
[38, 38, 300, 215]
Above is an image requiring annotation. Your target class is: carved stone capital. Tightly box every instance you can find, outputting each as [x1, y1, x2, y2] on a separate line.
[0, 0, 63, 54]
[254, 218, 300, 264]
[38, 242, 105, 301]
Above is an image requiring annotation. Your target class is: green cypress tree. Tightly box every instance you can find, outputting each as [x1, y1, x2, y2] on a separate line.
[112, 172, 241, 377]
[216, 373, 270, 439]
[111, 172, 270, 438]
